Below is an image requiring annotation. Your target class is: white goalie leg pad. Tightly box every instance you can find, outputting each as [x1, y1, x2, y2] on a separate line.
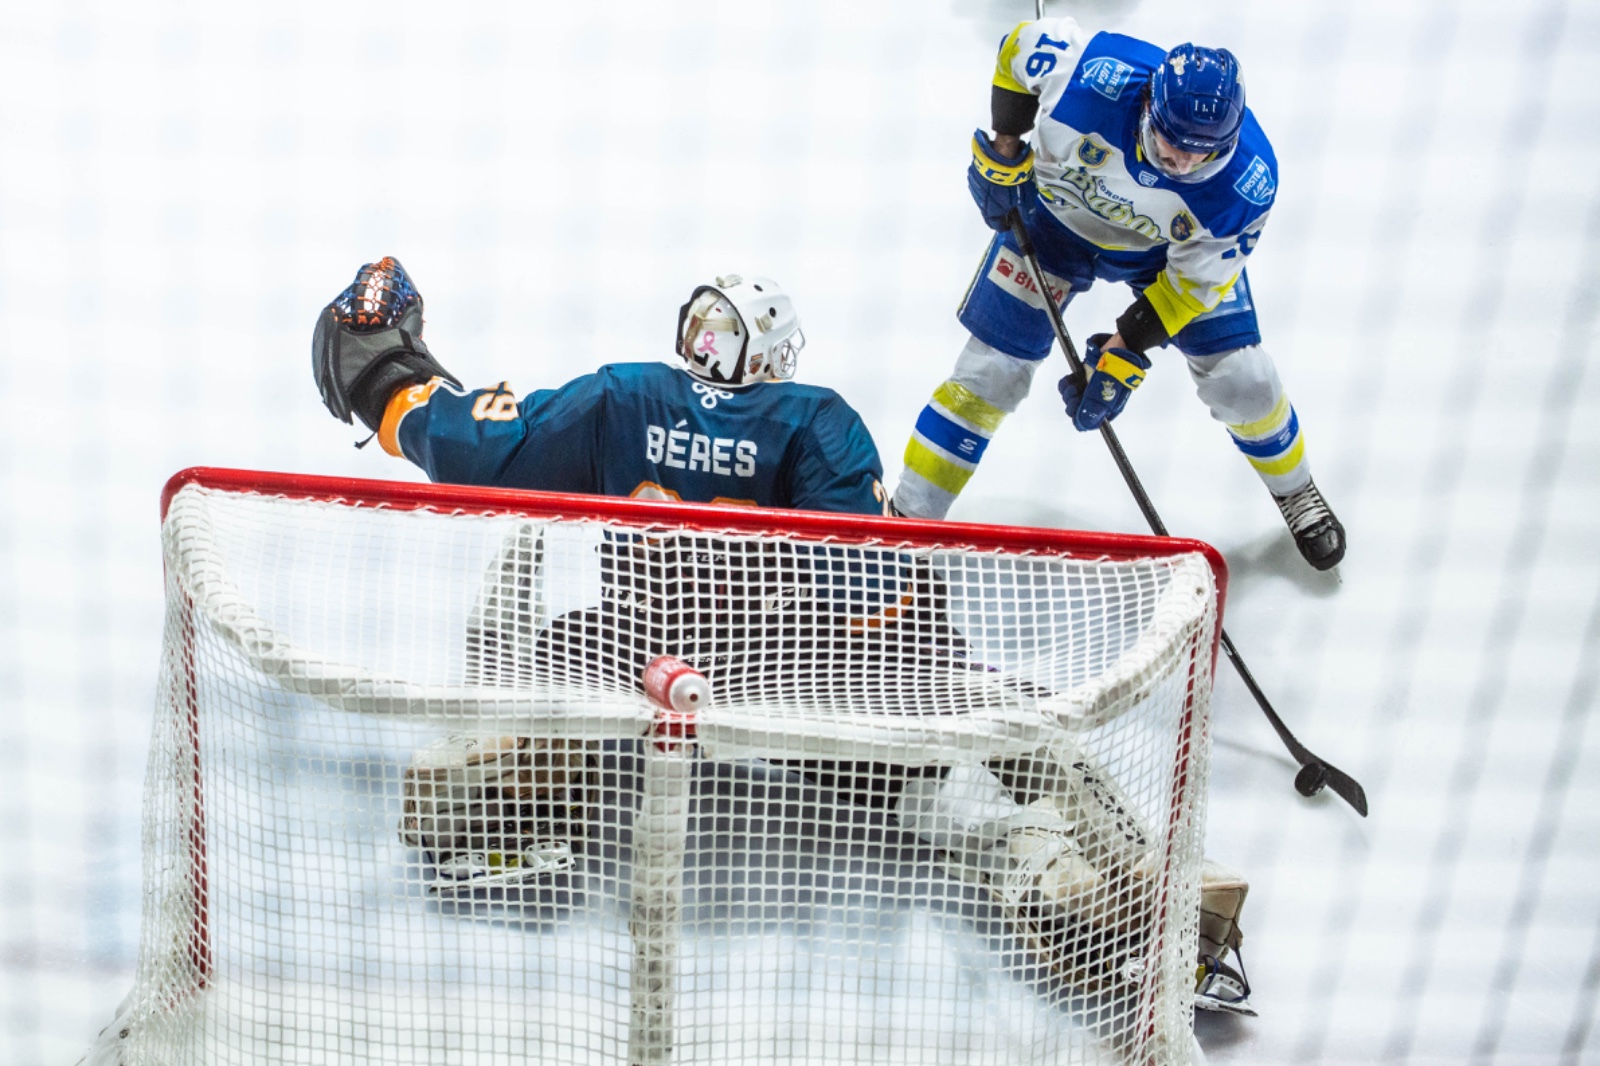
[990, 744, 1157, 874]
[895, 765, 1106, 920]
[1195, 857, 1256, 1017]
[1198, 856, 1249, 961]
[401, 734, 597, 891]
[895, 763, 1022, 874]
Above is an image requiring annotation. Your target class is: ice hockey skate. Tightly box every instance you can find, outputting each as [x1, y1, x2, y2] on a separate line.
[1273, 479, 1346, 571]
[1195, 952, 1255, 1016]
[1193, 858, 1256, 1016]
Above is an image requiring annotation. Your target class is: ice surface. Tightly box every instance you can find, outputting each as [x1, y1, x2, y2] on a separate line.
[2, 0, 1598, 1062]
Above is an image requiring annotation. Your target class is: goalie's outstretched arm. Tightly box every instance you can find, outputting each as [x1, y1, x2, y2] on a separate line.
[313, 256, 605, 487]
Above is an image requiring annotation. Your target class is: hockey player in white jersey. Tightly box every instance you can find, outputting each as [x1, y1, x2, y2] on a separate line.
[894, 18, 1345, 573]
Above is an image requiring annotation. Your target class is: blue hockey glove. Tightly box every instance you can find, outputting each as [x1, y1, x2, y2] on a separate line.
[1058, 334, 1152, 432]
[967, 130, 1036, 232]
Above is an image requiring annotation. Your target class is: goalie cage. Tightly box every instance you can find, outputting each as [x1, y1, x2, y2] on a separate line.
[87, 467, 1226, 1066]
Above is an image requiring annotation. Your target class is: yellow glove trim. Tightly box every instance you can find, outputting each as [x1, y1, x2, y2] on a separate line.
[904, 437, 978, 495]
[972, 135, 1034, 187]
[992, 22, 1029, 94]
[1094, 351, 1147, 389]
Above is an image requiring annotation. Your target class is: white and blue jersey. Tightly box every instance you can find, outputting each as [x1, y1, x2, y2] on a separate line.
[895, 19, 1314, 522]
[959, 18, 1275, 361]
[378, 361, 889, 516]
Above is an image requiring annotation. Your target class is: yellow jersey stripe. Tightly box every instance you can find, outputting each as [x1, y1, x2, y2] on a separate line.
[1142, 272, 1217, 337]
[993, 23, 1028, 94]
[904, 437, 977, 495]
[1227, 394, 1292, 441]
[932, 380, 1007, 433]
[1244, 435, 1306, 477]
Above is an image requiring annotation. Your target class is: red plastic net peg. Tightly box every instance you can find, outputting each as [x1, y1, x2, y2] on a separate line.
[642, 656, 710, 742]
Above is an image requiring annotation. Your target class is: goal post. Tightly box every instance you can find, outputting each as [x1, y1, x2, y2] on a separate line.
[89, 467, 1226, 1066]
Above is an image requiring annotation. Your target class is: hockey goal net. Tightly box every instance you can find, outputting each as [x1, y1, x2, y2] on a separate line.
[91, 468, 1224, 1066]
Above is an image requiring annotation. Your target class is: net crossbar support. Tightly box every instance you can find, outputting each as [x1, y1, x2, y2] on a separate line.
[89, 467, 1226, 1066]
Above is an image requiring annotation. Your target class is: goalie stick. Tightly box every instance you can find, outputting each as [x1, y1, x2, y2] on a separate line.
[1006, 214, 1369, 817]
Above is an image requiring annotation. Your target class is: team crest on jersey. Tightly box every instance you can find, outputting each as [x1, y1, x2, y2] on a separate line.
[1076, 136, 1111, 168]
[1137, 169, 1159, 187]
[1169, 211, 1195, 242]
[1234, 156, 1276, 206]
[1081, 57, 1135, 100]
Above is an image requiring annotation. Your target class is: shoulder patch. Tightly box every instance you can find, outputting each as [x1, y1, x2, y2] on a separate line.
[1080, 56, 1135, 101]
[1233, 156, 1276, 206]
[1076, 136, 1111, 168]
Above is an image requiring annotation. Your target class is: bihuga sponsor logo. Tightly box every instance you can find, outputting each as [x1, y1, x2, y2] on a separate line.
[989, 247, 1071, 311]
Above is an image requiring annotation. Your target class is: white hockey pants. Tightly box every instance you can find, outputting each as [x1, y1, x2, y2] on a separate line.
[894, 336, 1312, 521]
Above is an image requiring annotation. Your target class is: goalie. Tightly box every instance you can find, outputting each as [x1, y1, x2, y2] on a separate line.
[312, 256, 1253, 1016]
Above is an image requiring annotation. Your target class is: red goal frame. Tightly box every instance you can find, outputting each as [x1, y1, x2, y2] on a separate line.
[162, 467, 1228, 609]
[157, 466, 1229, 1034]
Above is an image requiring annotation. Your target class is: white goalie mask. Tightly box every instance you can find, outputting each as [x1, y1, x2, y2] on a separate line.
[675, 274, 804, 386]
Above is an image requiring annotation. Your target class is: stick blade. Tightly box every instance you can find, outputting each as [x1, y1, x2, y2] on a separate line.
[1296, 760, 1368, 817]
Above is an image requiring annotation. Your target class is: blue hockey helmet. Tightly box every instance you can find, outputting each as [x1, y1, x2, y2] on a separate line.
[1148, 44, 1246, 156]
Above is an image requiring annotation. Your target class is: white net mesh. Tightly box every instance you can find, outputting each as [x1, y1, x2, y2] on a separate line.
[94, 475, 1218, 1066]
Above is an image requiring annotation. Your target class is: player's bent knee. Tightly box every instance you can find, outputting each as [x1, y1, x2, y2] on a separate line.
[1185, 344, 1285, 426]
[950, 335, 1047, 413]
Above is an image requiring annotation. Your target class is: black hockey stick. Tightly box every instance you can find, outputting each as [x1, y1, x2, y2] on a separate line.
[1007, 213, 1368, 816]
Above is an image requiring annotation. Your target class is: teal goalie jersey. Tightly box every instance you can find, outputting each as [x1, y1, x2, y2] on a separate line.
[379, 361, 888, 516]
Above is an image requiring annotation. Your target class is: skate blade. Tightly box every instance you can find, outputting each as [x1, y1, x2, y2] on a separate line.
[1194, 994, 1257, 1018]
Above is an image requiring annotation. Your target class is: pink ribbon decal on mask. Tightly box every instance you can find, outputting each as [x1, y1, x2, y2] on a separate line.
[697, 331, 718, 356]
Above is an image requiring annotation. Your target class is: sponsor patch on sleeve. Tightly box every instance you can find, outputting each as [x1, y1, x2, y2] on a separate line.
[1233, 156, 1276, 206]
[1081, 56, 1135, 100]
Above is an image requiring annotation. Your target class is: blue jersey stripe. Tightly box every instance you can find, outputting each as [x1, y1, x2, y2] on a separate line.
[914, 405, 991, 465]
[1228, 408, 1299, 457]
